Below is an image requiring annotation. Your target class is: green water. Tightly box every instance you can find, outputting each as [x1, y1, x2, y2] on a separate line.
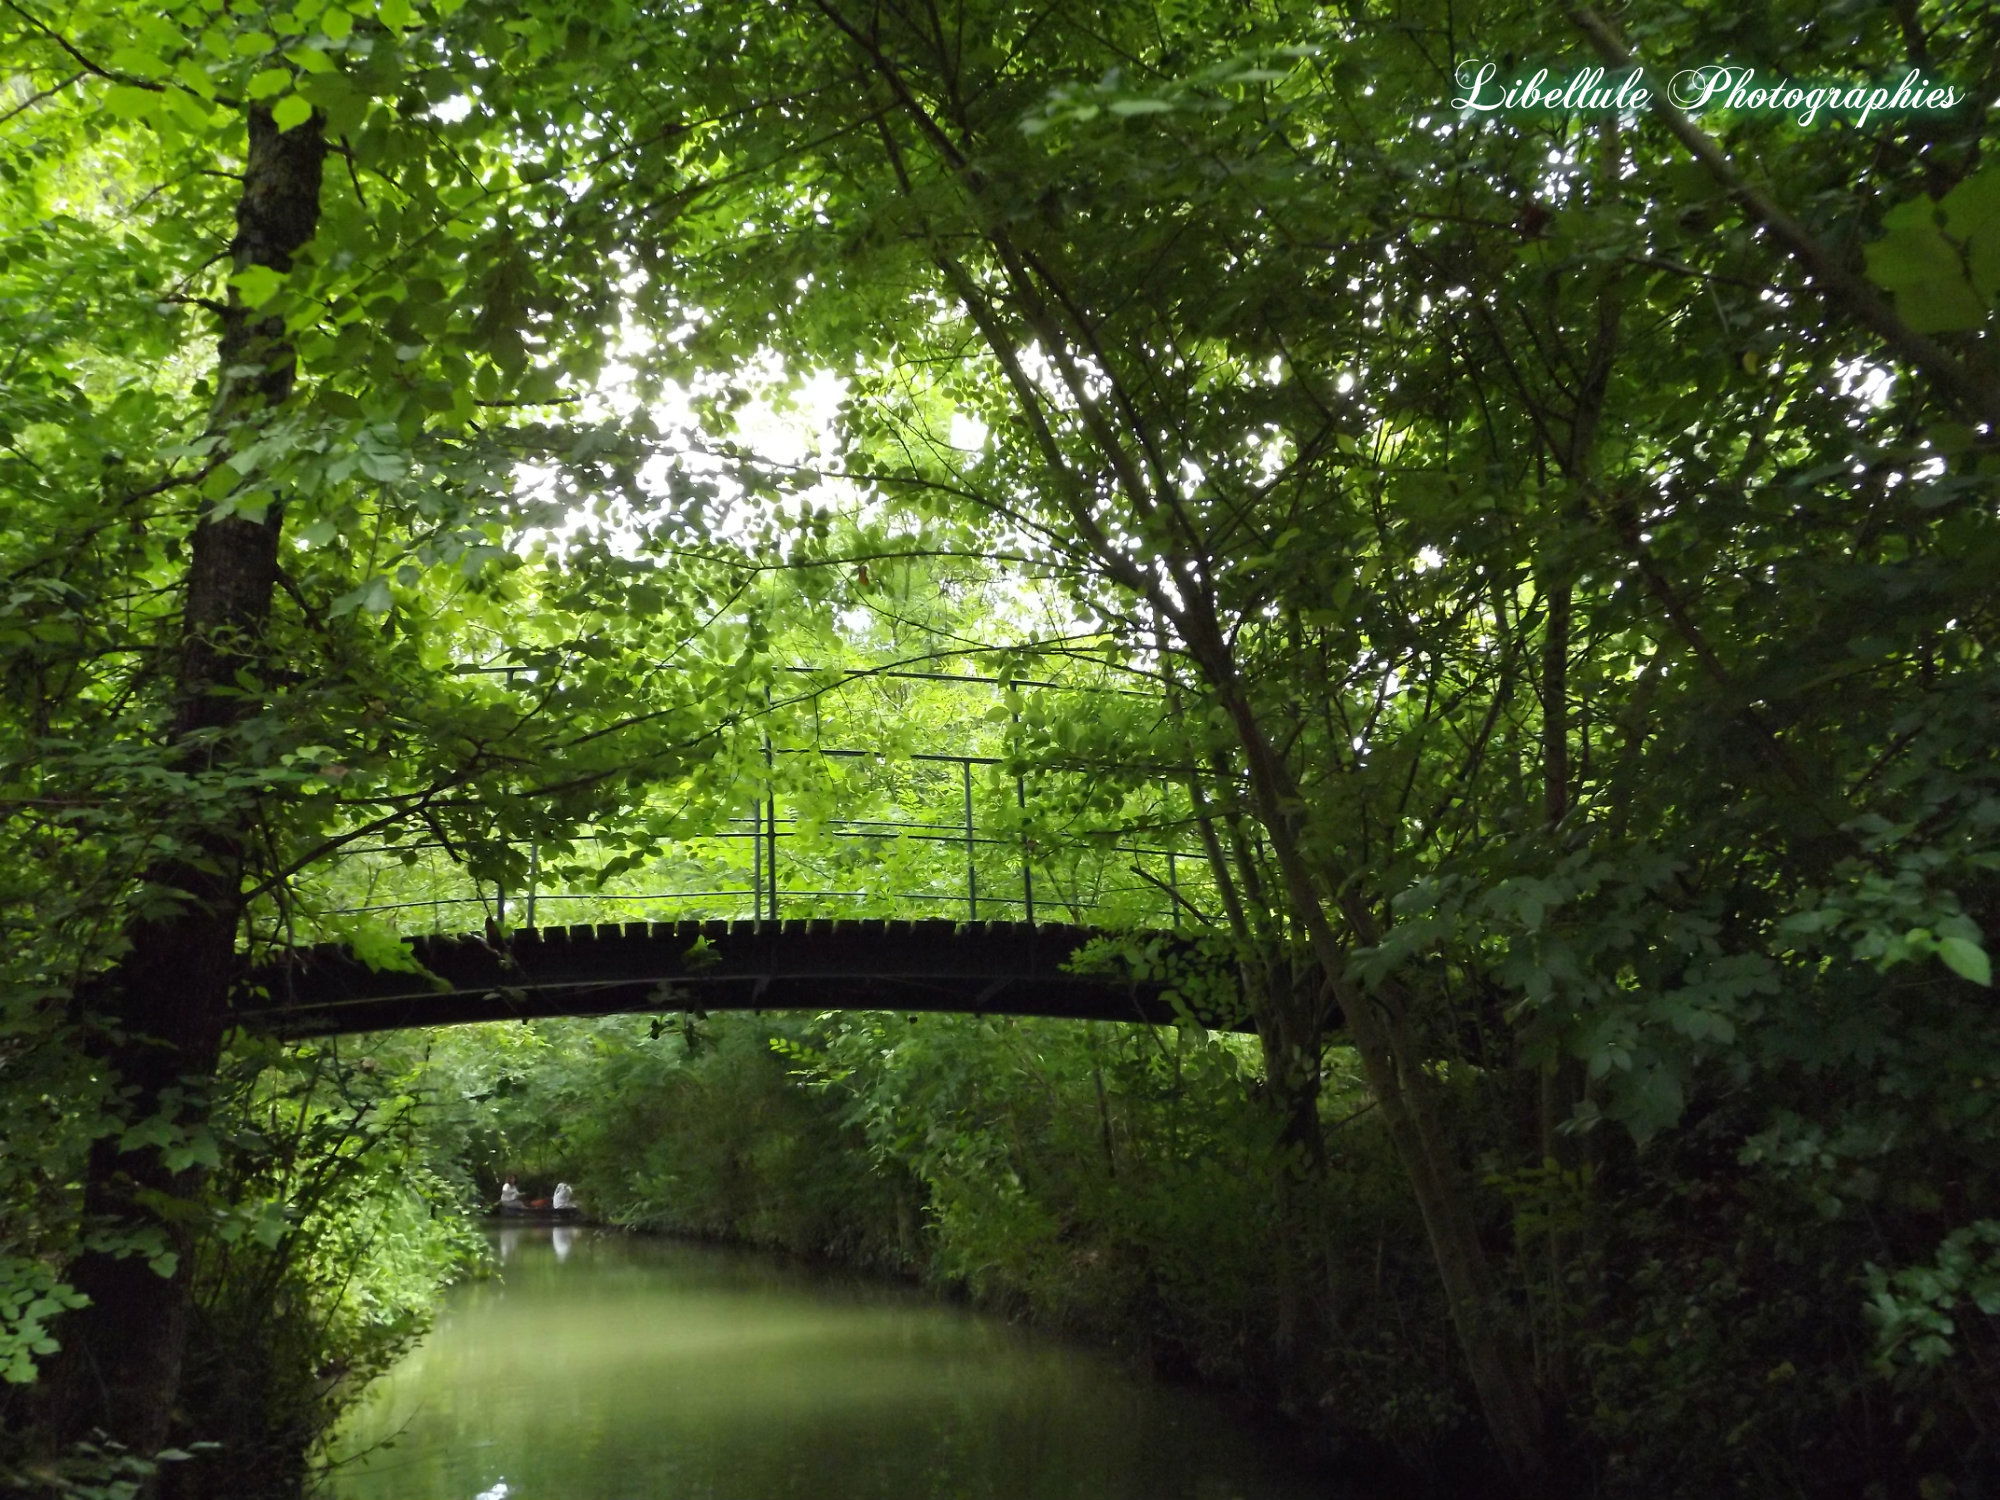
[324, 1227, 1352, 1500]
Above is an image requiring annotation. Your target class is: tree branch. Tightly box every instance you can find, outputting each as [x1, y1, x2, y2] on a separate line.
[1567, 3, 2000, 428]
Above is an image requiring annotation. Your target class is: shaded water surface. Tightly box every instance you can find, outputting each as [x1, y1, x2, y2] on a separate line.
[325, 1227, 1355, 1500]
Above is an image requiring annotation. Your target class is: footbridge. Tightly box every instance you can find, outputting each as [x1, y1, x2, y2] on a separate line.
[238, 669, 1251, 1039]
[237, 919, 1243, 1038]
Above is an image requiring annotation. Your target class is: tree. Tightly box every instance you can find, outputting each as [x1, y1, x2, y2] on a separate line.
[1, 0, 752, 1467]
[537, 0, 2000, 1482]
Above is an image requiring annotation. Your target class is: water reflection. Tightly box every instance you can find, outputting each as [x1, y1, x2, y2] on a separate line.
[327, 1229, 1349, 1500]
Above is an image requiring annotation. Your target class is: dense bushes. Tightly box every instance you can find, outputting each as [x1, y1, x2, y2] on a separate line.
[168, 1042, 483, 1499]
[423, 1014, 916, 1271]
[0, 1035, 480, 1500]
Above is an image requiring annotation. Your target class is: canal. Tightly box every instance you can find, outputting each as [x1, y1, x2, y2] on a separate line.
[324, 1226, 1358, 1500]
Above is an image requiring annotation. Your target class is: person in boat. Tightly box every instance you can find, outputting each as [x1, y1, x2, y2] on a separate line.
[552, 1181, 576, 1213]
[498, 1173, 524, 1215]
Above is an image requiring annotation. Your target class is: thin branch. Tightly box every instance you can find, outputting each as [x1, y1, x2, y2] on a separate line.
[1129, 864, 1216, 927]
[2, 0, 165, 90]
[0, 69, 84, 127]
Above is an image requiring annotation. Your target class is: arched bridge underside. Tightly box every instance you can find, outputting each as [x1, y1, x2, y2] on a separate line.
[238, 920, 1252, 1040]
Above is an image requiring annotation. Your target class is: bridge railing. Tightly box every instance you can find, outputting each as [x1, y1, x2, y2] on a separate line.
[305, 752, 1217, 937]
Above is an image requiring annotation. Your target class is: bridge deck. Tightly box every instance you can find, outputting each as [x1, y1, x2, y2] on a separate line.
[237, 919, 1247, 1038]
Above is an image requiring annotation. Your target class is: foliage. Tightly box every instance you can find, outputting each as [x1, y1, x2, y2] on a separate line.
[422, 1014, 916, 1269]
[4, 0, 2000, 1492]
[0, 1436, 212, 1500]
[452, 1008, 1473, 1456]
[0, 1030, 478, 1498]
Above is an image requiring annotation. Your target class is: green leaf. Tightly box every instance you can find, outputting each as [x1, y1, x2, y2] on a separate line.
[328, 576, 394, 617]
[1866, 194, 1991, 333]
[1939, 166, 2000, 299]
[1938, 935, 1992, 987]
[230, 264, 286, 308]
[173, 55, 219, 99]
[301, 71, 368, 133]
[250, 1204, 290, 1249]
[1619, 1062, 1686, 1142]
[164, 85, 219, 131]
[271, 93, 314, 132]
[358, 448, 406, 483]
[103, 84, 161, 122]
[107, 47, 174, 81]
[247, 66, 293, 100]
[163, 1131, 222, 1172]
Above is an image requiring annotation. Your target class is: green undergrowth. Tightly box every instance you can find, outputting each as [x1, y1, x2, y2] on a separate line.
[424, 1005, 2000, 1497]
[0, 1033, 483, 1500]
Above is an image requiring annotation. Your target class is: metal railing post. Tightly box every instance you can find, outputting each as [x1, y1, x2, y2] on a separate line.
[961, 757, 977, 920]
[763, 733, 779, 923]
[751, 798, 763, 929]
[1016, 768, 1035, 926]
[766, 785, 779, 922]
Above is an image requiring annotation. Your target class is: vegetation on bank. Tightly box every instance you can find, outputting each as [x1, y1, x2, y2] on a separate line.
[3, 0, 1999, 1495]
[2, 1026, 482, 1498]
[415, 995, 1999, 1498]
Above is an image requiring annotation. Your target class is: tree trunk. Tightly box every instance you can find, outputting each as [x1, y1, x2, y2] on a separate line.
[1254, 965, 1328, 1365]
[39, 104, 325, 1464]
[1180, 612, 1552, 1491]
